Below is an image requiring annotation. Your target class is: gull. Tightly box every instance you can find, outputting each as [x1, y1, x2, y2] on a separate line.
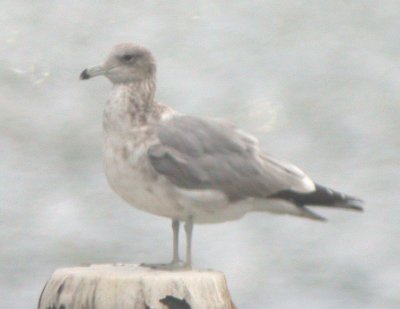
[80, 43, 363, 269]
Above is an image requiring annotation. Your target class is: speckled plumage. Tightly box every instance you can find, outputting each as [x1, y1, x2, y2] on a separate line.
[81, 43, 363, 267]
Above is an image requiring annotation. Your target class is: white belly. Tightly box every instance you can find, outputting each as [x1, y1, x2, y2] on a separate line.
[104, 136, 181, 218]
[103, 134, 302, 224]
[103, 134, 251, 223]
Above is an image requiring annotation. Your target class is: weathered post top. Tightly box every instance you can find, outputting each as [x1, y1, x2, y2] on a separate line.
[38, 264, 235, 309]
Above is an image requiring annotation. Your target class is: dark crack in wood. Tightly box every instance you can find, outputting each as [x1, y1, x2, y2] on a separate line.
[159, 295, 191, 309]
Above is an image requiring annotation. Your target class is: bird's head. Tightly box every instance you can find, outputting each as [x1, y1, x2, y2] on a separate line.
[80, 43, 156, 84]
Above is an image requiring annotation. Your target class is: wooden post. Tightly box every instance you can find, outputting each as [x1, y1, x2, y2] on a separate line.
[38, 264, 235, 309]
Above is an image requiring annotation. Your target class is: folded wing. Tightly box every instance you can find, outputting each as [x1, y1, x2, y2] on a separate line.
[148, 115, 315, 202]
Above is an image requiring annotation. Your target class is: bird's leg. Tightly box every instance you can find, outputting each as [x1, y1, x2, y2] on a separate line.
[172, 219, 180, 263]
[184, 215, 194, 268]
[141, 219, 185, 270]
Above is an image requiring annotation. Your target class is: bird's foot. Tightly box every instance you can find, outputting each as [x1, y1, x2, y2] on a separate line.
[140, 260, 191, 271]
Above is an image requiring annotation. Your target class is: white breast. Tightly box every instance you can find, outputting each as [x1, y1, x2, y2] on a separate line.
[102, 87, 184, 219]
[103, 129, 182, 218]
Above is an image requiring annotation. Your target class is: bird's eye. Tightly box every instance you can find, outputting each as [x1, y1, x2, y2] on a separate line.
[121, 54, 135, 61]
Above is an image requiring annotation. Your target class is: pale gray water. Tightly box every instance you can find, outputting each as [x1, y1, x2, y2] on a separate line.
[1, 1, 399, 308]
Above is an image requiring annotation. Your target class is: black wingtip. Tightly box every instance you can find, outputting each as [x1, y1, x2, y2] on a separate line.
[80, 69, 90, 80]
[271, 184, 365, 213]
[338, 198, 364, 212]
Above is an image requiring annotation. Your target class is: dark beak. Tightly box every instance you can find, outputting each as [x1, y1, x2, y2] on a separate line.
[79, 65, 107, 80]
[80, 69, 90, 80]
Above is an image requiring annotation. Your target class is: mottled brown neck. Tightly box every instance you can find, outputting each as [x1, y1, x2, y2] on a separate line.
[128, 77, 156, 108]
[118, 77, 158, 126]
[104, 75, 172, 135]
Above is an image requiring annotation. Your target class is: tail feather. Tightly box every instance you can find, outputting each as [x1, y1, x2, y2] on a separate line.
[298, 206, 328, 222]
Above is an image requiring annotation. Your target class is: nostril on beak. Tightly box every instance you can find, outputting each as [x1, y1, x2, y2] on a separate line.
[80, 69, 90, 80]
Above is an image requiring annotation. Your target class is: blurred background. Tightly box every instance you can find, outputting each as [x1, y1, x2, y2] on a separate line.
[1, 1, 399, 308]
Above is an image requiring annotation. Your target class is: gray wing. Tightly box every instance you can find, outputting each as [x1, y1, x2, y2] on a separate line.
[148, 115, 315, 202]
